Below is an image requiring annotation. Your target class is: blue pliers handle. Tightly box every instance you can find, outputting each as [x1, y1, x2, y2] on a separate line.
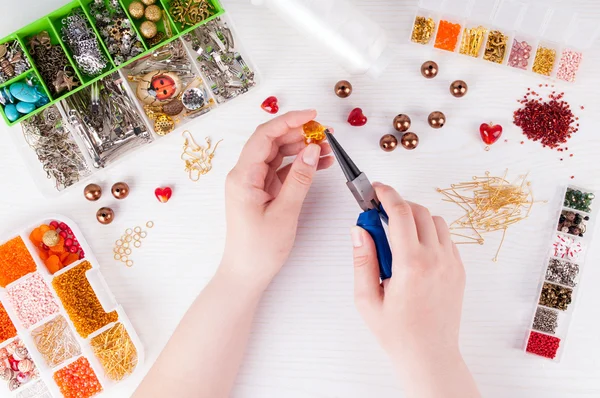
[357, 208, 392, 280]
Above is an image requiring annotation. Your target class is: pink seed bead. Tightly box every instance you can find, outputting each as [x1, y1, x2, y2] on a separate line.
[557, 49, 583, 83]
[6, 273, 59, 328]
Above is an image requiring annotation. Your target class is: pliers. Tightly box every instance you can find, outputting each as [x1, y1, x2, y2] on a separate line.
[326, 132, 393, 280]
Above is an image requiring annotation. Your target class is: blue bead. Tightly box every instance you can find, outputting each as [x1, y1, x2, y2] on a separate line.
[9, 82, 38, 103]
[4, 104, 19, 122]
[36, 94, 50, 107]
[2, 87, 14, 103]
[16, 101, 36, 114]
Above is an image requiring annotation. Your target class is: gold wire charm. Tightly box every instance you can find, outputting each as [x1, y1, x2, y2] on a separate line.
[181, 130, 222, 182]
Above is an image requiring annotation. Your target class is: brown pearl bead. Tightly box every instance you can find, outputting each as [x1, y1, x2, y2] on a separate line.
[428, 111, 446, 129]
[111, 182, 130, 200]
[421, 61, 439, 79]
[96, 207, 115, 225]
[393, 114, 411, 132]
[84, 183, 102, 201]
[380, 134, 398, 152]
[450, 80, 468, 98]
[401, 132, 419, 150]
[334, 80, 352, 98]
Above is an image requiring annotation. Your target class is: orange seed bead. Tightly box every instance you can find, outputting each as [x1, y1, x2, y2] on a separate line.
[434, 20, 462, 52]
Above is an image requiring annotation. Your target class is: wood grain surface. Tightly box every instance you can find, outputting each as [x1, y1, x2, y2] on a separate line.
[1, 0, 600, 396]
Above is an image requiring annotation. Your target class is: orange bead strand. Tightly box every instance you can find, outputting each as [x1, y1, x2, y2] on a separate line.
[434, 20, 462, 52]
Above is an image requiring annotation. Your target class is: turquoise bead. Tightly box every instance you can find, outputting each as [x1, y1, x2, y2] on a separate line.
[10, 82, 39, 103]
[4, 104, 19, 122]
[16, 101, 36, 114]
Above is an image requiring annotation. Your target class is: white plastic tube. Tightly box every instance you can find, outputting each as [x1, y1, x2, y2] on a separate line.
[252, 0, 394, 78]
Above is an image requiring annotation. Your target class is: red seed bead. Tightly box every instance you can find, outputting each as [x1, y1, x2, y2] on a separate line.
[79, 252, 85, 260]
[514, 89, 579, 150]
[59, 231, 67, 239]
[50, 221, 59, 229]
[526, 331, 561, 359]
[42, 244, 49, 250]
[69, 245, 78, 254]
[65, 238, 73, 247]
[59, 223, 68, 231]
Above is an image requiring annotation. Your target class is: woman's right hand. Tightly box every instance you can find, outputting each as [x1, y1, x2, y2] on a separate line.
[350, 183, 480, 398]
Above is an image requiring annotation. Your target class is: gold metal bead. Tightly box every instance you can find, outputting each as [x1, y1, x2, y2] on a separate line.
[145, 5, 162, 22]
[140, 21, 158, 39]
[128, 1, 145, 19]
[42, 230, 60, 247]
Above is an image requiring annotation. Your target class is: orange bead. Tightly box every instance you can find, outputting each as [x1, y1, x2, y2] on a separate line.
[434, 20, 462, 51]
[30, 228, 43, 245]
[0, 237, 37, 287]
[63, 253, 80, 267]
[46, 255, 62, 274]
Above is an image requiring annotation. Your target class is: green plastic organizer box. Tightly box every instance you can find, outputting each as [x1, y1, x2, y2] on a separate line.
[0, 0, 224, 126]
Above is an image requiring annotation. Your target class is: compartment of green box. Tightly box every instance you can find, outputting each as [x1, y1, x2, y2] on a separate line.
[80, 0, 149, 66]
[0, 71, 52, 126]
[160, 0, 224, 35]
[48, 2, 114, 83]
[0, 35, 33, 87]
[119, 0, 179, 49]
[16, 15, 85, 98]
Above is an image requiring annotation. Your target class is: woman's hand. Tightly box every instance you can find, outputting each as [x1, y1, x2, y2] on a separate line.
[351, 183, 479, 398]
[220, 110, 334, 291]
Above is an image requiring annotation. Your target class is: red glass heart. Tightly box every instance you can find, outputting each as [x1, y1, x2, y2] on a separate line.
[155, 187, 173, 203]
[261, 96, 279, 114]
[480, 123, 503, 145]
[348, 108, 367, 126]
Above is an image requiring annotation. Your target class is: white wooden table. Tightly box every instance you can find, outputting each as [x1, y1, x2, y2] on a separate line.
[2, 0, 600, 397]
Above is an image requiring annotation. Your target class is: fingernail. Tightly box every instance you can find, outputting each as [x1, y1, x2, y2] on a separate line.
[351, 227, 363, 248]
[303, 144, 320, 166]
